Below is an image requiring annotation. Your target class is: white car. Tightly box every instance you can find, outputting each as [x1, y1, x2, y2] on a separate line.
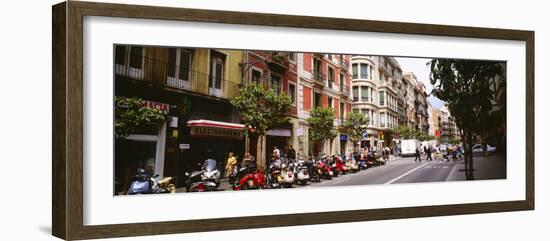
[472, 144, 496, 155]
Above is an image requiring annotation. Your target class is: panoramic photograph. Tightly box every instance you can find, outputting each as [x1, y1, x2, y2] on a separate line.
[113, 45, 507, 195]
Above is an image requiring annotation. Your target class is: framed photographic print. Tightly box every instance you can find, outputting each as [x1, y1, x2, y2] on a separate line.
[52, 1, 534, 240]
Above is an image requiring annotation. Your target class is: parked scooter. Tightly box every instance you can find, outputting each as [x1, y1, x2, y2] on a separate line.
[128, 168, 174, 194]
[345, 157, 359, 173]
[318, 157, 333, 179]
[266, 159, 283, 188]
[201, 159, 220, 191]
[307, 156, 321, 182]
[294, 158, 310, 185]
[280, 159, 295, 188]
[183, 164, 205, 192]
[231, 162, 266, 190]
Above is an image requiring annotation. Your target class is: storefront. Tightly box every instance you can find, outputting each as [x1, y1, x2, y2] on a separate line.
[114, 100, 170, 194]
[184, 119, 245, 178]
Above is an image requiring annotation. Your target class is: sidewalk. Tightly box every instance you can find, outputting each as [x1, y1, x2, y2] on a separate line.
[175, 178, 233, 193]
[445, 153, 506, 181]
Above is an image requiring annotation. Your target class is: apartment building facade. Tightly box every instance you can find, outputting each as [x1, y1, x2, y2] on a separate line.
[297, 53, 354, 157]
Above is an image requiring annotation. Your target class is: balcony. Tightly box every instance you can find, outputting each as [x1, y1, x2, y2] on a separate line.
[115, 56, 240, 99]
[341, 85, 350, 96]
[339, 57, 350, 71]
[267, 52, 290, 71]
[312, 71, 326, 87]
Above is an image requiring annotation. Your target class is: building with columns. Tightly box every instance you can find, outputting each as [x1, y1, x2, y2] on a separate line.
[350, 56, 401, 150]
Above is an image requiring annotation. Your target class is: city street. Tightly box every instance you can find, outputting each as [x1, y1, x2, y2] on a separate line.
[175, 154, 506, 193]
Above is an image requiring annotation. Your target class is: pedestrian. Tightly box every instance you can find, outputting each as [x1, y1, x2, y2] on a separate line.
[225, 152, 237, 177]
[287, 145, 296, 160]
[426, 145, 433, 161]
[414, 147, 421, 162]
[273, 145, 280, 159]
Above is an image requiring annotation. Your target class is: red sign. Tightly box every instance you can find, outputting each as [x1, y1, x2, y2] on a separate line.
[143, 100, 169, 113]
[435, 130, 441, 138]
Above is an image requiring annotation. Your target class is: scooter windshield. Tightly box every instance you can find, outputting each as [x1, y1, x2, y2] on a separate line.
[203, 159, 217, 172]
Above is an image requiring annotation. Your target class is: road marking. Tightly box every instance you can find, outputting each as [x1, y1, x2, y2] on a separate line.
[384, 162, 430, 184]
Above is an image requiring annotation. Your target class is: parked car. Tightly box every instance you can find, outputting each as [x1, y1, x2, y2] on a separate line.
[472, 144, 496, 156]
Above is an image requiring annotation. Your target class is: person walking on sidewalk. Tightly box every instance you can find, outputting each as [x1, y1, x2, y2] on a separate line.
[414, 147, 422, 162]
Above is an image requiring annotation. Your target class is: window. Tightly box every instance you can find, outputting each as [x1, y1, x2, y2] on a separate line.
[371, 88, 374, 102]
[129, 46, 143, 68]
[327, 54, 332, 60]
[270, 74, 281, 94]
[251, 69, 262, 82]
[209, 51, 225, 95]
[352, 64, 358, 79]
[115, 46, 126, 65]
[370, 65, 373, 79]
[339, 73, 345, 90]
[352, 86, 359, 102]
[327, 97, 333, 108]
[379, 91, 385, 106]
[340, 102, 345, 122]
[361, 109, 369, 119]
[288, 52, 296, 62]
[380, 112, 386, 128]
[313, 58, 322, 80]
[314, 92, 322, 108]
[361, 87, 369, 102]
[328, 67, 334, 88]
[360, 64, 369, 79]
[289, 83, 296, 105]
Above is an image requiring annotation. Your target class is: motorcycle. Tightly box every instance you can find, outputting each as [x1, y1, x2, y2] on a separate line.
[128, 168, 175, 194]
[318, 158, 333, 179]
[334, 155, 348, 174]
[201, 159, 220, 191]
[280, 159, 295, 188]
[345, 158, 359, 173]
[231, 162, 266, 190]
[294, 158, 310, 185]
[183, 166, 205, 192]
[307, 157, 321, 182]
[266, 159, 283, 188]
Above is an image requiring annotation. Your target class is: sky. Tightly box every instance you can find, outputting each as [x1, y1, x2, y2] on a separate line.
[394, 57, 445, 109]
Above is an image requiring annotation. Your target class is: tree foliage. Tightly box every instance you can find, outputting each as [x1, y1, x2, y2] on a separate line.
[429, 59, 505, 179]
[306, 107, 337, 142]
[342, 111, 369, 146]
[115, 97, 167, 139]
[230, 82, 292, 137]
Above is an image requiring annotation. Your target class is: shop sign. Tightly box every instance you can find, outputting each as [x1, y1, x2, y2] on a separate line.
[190, 126, 243, 139]
[340, 135, 348, 141]
[267, 128, 291, 137]
[179, 144, 190, 149]
[143, 100, 169, 113]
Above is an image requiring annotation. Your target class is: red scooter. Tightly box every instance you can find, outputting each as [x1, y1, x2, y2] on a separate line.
[231, 164, 266, 190]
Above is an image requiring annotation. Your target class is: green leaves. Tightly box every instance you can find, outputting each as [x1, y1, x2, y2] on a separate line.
[342, 111, 369, 143]
[429, 59, 505, 136]
[114, 97, 167, 139]
[306, 107, 337, 142]
[230, 82, 292, 136]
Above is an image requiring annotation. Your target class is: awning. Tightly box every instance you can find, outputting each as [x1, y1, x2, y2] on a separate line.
[187, 119, 245, 129]
[187, 119, 245, 139]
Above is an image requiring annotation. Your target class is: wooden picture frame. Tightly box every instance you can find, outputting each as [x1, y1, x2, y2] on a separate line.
[52, 1, 534, 240]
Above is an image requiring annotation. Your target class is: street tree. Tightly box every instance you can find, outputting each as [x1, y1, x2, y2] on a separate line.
[231, 82, 292, 168]
[306, 107, 337, 155]
[343, 111, 370, 152]
[114, 96, 167, 139]
[429, 59, 505, 180]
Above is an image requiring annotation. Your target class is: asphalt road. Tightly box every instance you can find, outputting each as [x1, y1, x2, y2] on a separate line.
[306, 157, 460, 188]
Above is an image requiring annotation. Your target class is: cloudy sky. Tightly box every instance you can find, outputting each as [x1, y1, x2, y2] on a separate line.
[394, 57, 445, 109]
